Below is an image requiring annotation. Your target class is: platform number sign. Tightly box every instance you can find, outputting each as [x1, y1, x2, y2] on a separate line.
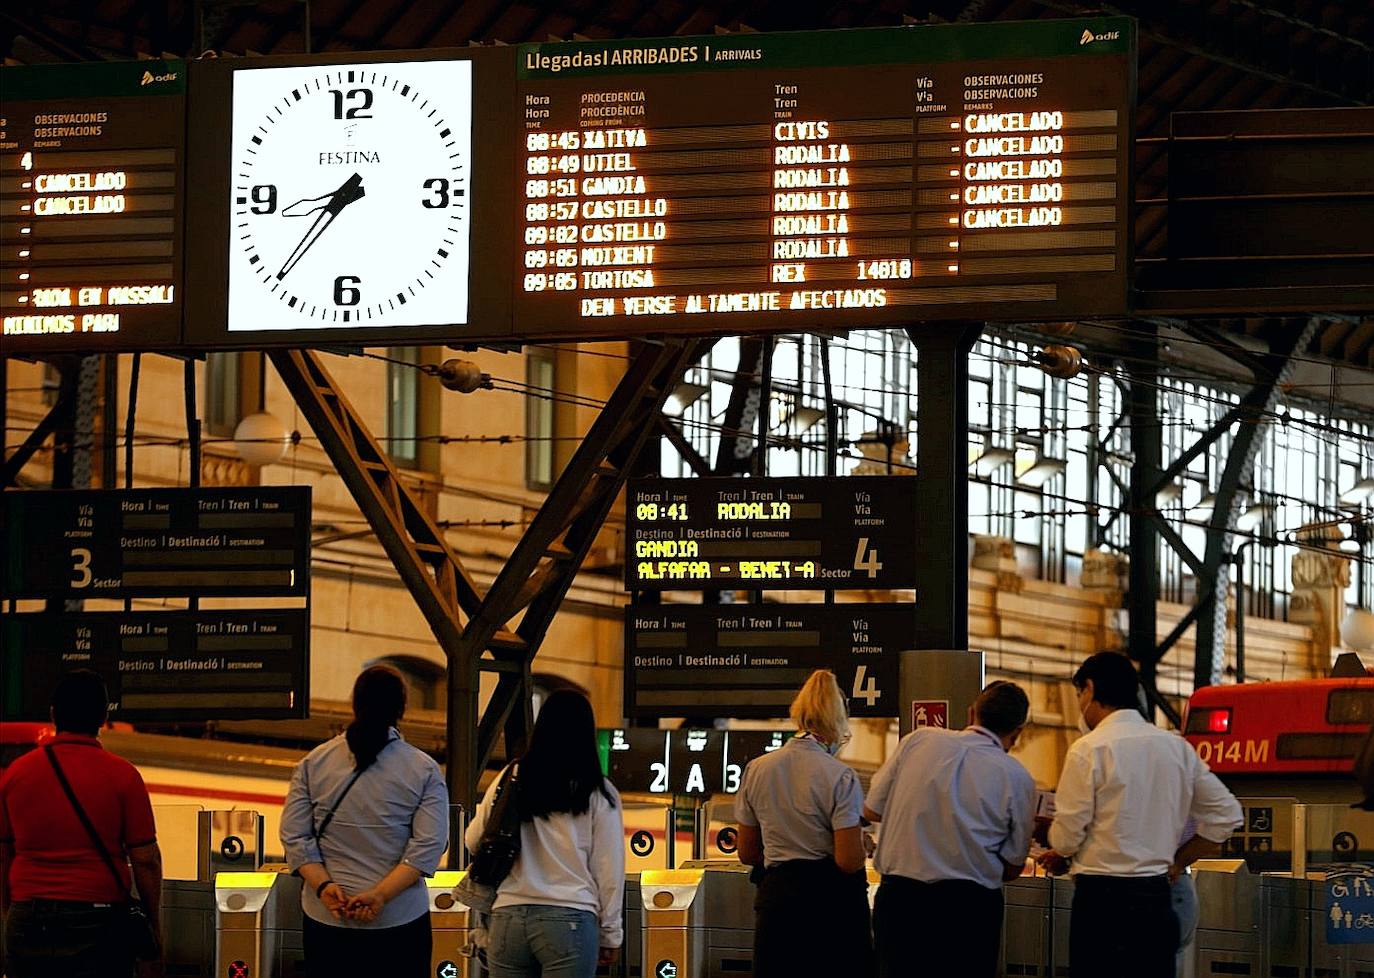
[854, 537, 884, 579]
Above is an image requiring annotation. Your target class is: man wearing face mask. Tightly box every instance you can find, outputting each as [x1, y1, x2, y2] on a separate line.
[1040, 652, 1241, 978]
[862, 680, 1037, 978]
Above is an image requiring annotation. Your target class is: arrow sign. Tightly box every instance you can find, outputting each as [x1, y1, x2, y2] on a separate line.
[656, 961, 679, 978]
[436, 962, 459, 978]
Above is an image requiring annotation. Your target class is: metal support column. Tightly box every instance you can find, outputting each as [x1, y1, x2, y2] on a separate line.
[1126, 328, 1165, 718]
[272, 341, 697, 857]
[908, 324, 982, 650]
[458, 339, 700, 793]
[1188, 317, 1321, 689]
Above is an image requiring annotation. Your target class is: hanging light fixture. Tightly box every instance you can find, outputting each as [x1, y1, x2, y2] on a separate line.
[1155, 483, 1184, 507]
[1189, 493, 1216, 521]
[969, 445, 1014, 476]
[786, 405, 826, 436]
[664, 382, 709, 417]
[1236, 502, 1274, 532]
[1016, 455, 1067, 488]
[1339, 478, 1374, 507]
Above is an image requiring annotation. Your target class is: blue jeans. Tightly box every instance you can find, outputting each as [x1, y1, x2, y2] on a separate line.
[1173, 873, 1199, 978]
[487, 905, 599, 978]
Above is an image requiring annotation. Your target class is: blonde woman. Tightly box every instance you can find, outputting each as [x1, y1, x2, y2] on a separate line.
[735, 669, 874, 978]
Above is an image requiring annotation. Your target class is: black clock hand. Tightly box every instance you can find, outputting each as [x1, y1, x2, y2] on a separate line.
[275, 172, 365, 281]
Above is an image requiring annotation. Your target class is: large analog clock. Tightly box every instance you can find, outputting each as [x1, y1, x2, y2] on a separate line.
[227, 59, 473, 332]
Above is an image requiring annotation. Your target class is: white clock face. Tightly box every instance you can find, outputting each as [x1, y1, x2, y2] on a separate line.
[227, 59, 472, 331]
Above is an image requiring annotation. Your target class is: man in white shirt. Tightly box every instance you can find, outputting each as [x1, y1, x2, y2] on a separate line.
[863, 681, 1038, 978]
[1043, 652, 1242, 978]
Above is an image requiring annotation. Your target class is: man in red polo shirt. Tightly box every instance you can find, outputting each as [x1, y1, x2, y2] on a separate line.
[0, 670, 164, 978]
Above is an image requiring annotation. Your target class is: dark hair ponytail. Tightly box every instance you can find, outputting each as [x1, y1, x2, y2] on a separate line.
[347, 665, 407, 771]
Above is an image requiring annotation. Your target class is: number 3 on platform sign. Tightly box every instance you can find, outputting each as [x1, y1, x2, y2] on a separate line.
[852, 665, 881, 707]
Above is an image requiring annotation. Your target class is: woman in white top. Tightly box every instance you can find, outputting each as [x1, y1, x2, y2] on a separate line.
[465, 689, 625, 978]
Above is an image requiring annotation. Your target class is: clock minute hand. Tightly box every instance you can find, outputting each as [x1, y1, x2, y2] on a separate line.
[275, 172, 365, 281]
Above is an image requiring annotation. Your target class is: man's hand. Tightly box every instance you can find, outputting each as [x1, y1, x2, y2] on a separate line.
[346, 889, 387, 922]
[1037, 850, 1070, 876]
[1167, 862, 1183, 885]
[599, 947, 622, 966]
[318, 882, 351, 920]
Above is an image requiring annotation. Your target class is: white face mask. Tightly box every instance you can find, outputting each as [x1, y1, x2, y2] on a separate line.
[1076, 714, 1092, 735]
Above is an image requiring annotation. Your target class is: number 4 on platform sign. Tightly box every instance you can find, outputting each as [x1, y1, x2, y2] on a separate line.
[852, 665, 881, 707]
[853, 537, 883, 578]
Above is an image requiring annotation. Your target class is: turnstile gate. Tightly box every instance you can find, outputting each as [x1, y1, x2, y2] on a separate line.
[641, 861, 755, 978]
[214, 870, 306, 978]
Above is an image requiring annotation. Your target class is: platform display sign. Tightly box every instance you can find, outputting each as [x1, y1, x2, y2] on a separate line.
[0, 487, 310, 600]
[596, 726, 789, 795]
[625, 476, 917, 590]
[625, 603, 911, 719]
[514, 18, 1135, 337]
[0, 59, 186, 352]
[0, 609, 309, 721]
[182, 49, 515, 349]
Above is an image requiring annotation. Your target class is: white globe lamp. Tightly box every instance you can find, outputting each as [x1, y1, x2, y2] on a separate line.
[1341, 608, 1374, 653]
[232, 412, 292, 467]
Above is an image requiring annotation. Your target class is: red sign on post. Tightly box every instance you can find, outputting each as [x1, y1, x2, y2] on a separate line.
[912, 700, 950, 730]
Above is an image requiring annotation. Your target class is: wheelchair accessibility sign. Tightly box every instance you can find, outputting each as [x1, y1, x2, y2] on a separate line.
[1326, 866, 1374, 944]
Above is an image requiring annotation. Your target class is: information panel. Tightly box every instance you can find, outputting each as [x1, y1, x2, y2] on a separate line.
[625, 476, 916, 590]
[0, 609, 309, 721]
[515, 18, 1134, 335]
[1, 60, 186, 352]
[625, 603, 911, 719]
[597, 727, 789, 795]
[0, 487, 310, 600]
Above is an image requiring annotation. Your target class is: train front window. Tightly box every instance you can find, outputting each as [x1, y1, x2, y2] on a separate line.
[1328, 689, 1374, 725]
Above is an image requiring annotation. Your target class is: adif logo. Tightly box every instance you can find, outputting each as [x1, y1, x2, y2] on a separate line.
[140, 69, 179, 86]
[1080, 27, 1122, 45]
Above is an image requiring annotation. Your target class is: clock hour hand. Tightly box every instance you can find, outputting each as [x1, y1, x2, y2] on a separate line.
[275, 172, 365, 281]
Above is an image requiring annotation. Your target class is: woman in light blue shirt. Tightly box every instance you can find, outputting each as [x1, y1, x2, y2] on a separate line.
[281, 665, 449, 978]
[735, 670, 873, 978]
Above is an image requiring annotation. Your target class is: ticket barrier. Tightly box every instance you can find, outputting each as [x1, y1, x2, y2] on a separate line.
[999, 875, 1052, 976]
[641, 860, 755, 978]
[215, 869, 305, 978]
[429, 871, 481, 978]
[163, 810, 265, 978]
[1193, 862, 1263, 977]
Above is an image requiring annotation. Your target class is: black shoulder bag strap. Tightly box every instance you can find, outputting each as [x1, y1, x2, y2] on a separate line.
[314, 769, 364, 841]
[44, 746, 134, 899]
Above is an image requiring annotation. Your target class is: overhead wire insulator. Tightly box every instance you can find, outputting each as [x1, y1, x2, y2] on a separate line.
[1036, 345, 1083, 379]
[435, 359, 490, 393]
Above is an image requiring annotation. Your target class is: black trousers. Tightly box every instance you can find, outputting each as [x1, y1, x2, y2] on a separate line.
[1070, 875, 1178, 978]
[5, 899, 133, 978]
[873, 876, 1003, 978]
[754, 859, 875, 978]
[303, 911, 433, 978]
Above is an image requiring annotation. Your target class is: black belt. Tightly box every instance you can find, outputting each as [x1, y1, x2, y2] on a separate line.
[14, 897, 120, 911]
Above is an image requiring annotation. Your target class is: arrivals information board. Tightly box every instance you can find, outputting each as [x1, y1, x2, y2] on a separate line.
[625, 475, 917, 590]
[0, 60, 187, 353]
[515, 18, 1135, 336]
[0, 609, 309, 721]
[0, 487, 311, 600]
[625, 603, 910, 719]
[2, 18, 1135, 352]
